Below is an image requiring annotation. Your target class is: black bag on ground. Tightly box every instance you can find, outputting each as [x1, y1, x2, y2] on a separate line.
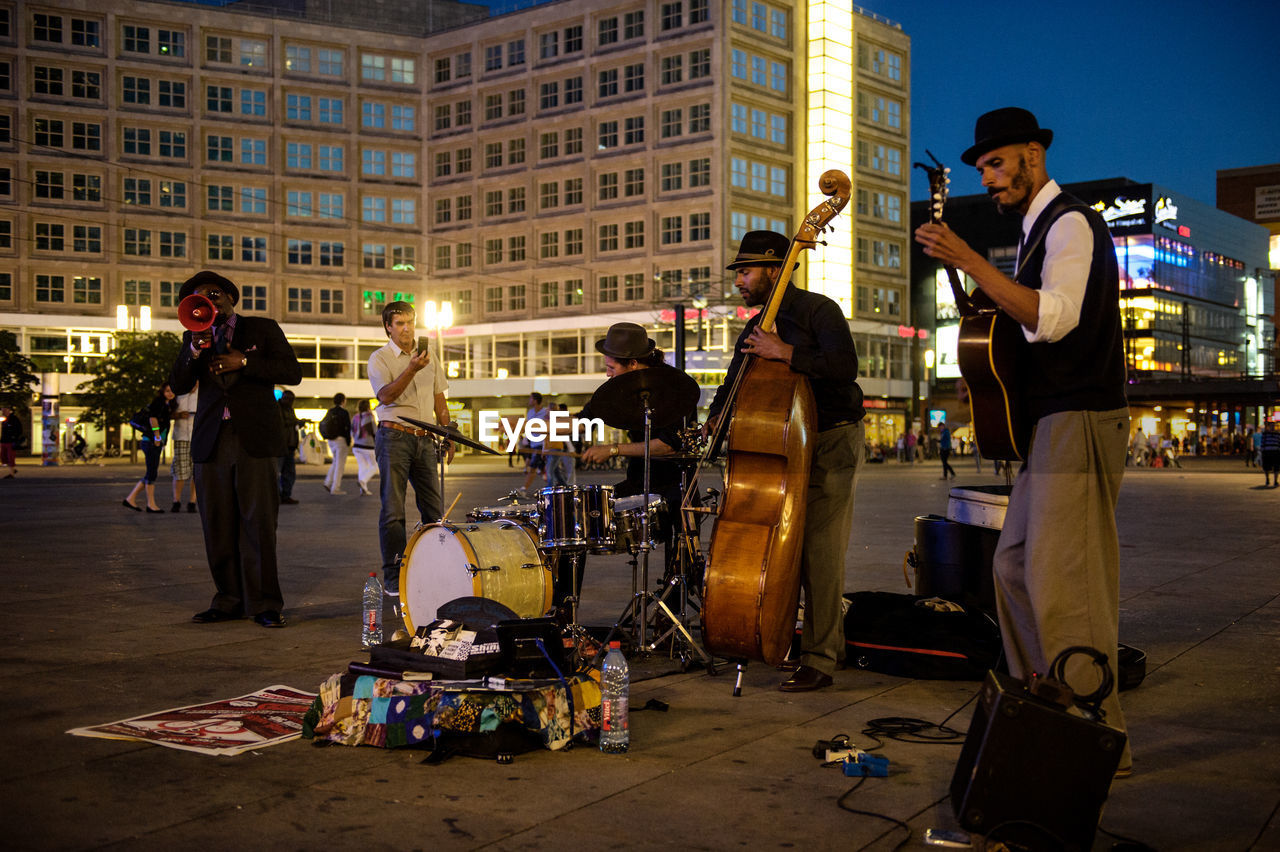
[843, 591, 1002, 681]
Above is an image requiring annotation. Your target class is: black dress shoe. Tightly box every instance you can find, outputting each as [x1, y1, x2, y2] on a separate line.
[187, 503, 198, 513]
[779, 665, 834, 692]
[146, 506, 165, 514]
[171, 502, 181, 513]
[122, 499, 141, 512]
[192, 607, 239, 623]
[253, 610, 286, 628]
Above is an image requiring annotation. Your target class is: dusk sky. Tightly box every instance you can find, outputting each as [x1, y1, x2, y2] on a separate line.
[859, 0, 1280, 205]
[483, 0, 1280, 206]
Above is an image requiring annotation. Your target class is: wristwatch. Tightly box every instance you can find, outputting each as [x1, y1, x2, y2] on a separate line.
[610, 444, 620, 456]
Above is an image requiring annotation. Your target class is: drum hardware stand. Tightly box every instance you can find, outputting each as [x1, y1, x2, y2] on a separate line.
[554, 546, 596, 669]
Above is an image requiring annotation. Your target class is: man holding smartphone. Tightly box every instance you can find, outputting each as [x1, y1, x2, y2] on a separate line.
[367, 301, 455, 621]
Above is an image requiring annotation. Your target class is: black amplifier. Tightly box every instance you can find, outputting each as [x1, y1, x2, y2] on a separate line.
[950, 670, 1126, 851]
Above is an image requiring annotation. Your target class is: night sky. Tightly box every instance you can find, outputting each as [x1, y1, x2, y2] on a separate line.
[484, 0, 1280, 207]
[857, 0, 1280, 205]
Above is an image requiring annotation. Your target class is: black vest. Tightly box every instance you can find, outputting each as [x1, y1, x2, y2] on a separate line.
[1017, 192, 1128, 420]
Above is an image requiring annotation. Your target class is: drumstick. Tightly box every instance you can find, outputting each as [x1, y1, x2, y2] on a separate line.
[444, 492, 462, 520]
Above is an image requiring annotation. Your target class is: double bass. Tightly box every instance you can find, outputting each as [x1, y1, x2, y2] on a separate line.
[700, 170, 851, 666]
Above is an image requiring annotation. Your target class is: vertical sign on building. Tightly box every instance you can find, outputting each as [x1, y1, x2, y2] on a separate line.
[806, 0, 855, 317]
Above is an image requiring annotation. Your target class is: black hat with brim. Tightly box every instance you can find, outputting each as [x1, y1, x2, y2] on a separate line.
[595, 322, 656, 360]
[726, 230, 792, 271]
[178, 270, 240, 305]
[961, 107, 1054, 166]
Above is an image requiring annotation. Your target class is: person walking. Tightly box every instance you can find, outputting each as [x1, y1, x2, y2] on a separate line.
[123, 383, 175, 513]
[322, 393, 351, 495]
[169, 383, 198, 512]
[351, 398, 378, 496]
[939, 423, 957, 480]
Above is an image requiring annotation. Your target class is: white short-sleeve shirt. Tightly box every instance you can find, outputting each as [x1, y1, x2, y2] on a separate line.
[367, 339, 449, 426]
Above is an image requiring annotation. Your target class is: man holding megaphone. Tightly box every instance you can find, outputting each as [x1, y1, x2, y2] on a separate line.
[169, 270, 302, 629]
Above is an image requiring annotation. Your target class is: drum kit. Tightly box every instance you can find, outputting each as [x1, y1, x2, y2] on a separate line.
[392, 367, 716, 671]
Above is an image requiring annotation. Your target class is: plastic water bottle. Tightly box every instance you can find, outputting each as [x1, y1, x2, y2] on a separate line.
[599, 640, 630, 753]
[361, 572, 383, 648]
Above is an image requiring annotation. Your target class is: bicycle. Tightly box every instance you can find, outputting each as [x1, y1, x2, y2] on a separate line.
[59, 445, 105, 464]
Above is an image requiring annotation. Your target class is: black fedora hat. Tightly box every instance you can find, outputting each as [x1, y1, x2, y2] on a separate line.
[595, 322, 656, 360]
[726, 230, 792, 271]
[961, 107, 1054, 166]
[178, 270, 240, 305]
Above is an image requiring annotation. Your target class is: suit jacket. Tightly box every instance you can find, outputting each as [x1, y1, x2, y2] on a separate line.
[169, 315, 303, 462]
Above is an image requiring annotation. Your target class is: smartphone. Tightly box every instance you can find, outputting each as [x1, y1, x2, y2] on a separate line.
[417, 336, 431, 354]
[923, 829, 971, 848]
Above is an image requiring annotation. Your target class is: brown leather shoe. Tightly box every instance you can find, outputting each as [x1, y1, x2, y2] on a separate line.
[779, 665, 833, 692]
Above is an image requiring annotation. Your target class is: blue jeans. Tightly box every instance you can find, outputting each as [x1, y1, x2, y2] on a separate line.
[278, 450, 296, 498]
[375, 427, 442, 590]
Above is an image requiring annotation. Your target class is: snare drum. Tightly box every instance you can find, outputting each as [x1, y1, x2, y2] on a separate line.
[539, 485, 585, 549]
[466, 502, 539, 526]
[398, 519, 551, 633]
[613, 493, 667, 553]
[580, 484, 616, 553]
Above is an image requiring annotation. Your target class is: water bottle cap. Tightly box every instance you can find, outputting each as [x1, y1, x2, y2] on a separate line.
[609, 640, 621, 649]
[369, 572, 376, 576]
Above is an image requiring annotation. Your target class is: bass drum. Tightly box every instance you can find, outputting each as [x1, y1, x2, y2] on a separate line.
[398, 519, 551, 633]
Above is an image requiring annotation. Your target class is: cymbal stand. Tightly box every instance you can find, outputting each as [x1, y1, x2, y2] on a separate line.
[555, 547, 595, 668]
[645, 463, 713, 671]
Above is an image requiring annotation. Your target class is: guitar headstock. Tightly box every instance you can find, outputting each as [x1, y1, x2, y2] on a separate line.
[913, 150, 950, 224]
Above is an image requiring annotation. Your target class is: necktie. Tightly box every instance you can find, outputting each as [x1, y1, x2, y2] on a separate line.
[214, 324, 229, 354]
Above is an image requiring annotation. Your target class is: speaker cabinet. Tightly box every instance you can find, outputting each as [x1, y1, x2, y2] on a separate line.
[950, 671, 1126, 851]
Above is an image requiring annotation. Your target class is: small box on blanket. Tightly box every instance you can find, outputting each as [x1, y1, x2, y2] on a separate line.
[367, 619, 504, 680]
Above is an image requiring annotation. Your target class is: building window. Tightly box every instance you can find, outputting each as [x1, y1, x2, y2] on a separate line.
[73, 174, 102, 202]
[124, 228, 152, 256]
[598, 224, 618, 253]
[241, 88, 266, 116]
[689, 103, 710, 133]
[624, 168, 645, 197]
[73, 70, 102, 101]
[661, 216, 683, 246]
[565, 76, 583, 105]
[661, 162, 683, 192]
[598, 69, 618, 99]
[624, 63, 644, 93]
[598, 17, 618, 47]
[207, 233, 233, 260]
[73, 276, 102, 305]
[157, 79, 184, 108]
[624, 10, 645, 40]
[625, 220, 645, 249]
[69, 18, 97, 48]
[241, 236, 266, 262]
[565, 25, 583, 53]
[364, 243, 387, 269]
[598, 275, 618, 304]
[36, 222, 65, 251]
[33, 14, 64, 43]
[287, 287, 313, 313]
[73, 122, 102, 152]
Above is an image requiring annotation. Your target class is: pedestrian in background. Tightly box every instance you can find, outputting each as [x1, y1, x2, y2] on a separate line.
[1, 404, 24, 478]
[278, 389, 300, 505]
[352, 398, 378, 496]
[322, 392, 351, 495]
[939, 422, 956, 480]
[1261, 421, 1280, 488]
[169, 383, 198, 512]
[123, 383, 174, 513]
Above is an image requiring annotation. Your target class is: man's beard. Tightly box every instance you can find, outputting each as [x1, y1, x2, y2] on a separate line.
[993, 156, 1033, 216]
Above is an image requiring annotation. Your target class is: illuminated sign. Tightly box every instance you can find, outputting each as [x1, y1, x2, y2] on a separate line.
[1154, 196, 1179, 230]
[1092, 196, 1148, 228]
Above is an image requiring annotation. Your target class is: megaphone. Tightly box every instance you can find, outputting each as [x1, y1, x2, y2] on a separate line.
[178, 294, 216, 347]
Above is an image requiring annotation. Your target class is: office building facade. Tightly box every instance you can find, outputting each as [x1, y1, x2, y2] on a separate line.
[1, 0, 911, 451]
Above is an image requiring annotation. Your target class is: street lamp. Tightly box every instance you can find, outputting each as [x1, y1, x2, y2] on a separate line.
[421, 299, 453, 359]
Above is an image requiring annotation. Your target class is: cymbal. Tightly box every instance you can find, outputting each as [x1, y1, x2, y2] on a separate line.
[587, 363, 700, 431]
[398, 417, 501, 455]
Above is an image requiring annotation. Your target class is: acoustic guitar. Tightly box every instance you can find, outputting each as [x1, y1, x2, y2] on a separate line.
[917, 152, 1030, 462]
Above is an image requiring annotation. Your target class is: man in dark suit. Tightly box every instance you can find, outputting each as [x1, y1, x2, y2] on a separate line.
[169, 270, 302, 627]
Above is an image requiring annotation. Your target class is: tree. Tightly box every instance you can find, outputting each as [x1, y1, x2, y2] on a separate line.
[76, 331, 183, 430]
[0, 330, 39, 410]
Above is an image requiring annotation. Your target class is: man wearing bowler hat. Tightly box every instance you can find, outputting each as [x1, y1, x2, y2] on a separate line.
[705, 231, 866, 692]
[914, 108, 1132, 776]
[580, 323, 700, 588]
[170, 270, 302, 628]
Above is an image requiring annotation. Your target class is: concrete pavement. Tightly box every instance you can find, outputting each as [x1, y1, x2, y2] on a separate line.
[0, 453, 1276, 850]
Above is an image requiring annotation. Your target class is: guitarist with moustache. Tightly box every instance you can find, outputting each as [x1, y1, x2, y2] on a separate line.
[914, 108, 1133, 778]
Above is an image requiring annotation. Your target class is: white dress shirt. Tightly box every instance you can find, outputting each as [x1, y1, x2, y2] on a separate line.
[1017, 179, 1094, 343]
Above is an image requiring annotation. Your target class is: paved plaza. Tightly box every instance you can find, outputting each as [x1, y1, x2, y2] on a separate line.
[0, 453, 1276, 851]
